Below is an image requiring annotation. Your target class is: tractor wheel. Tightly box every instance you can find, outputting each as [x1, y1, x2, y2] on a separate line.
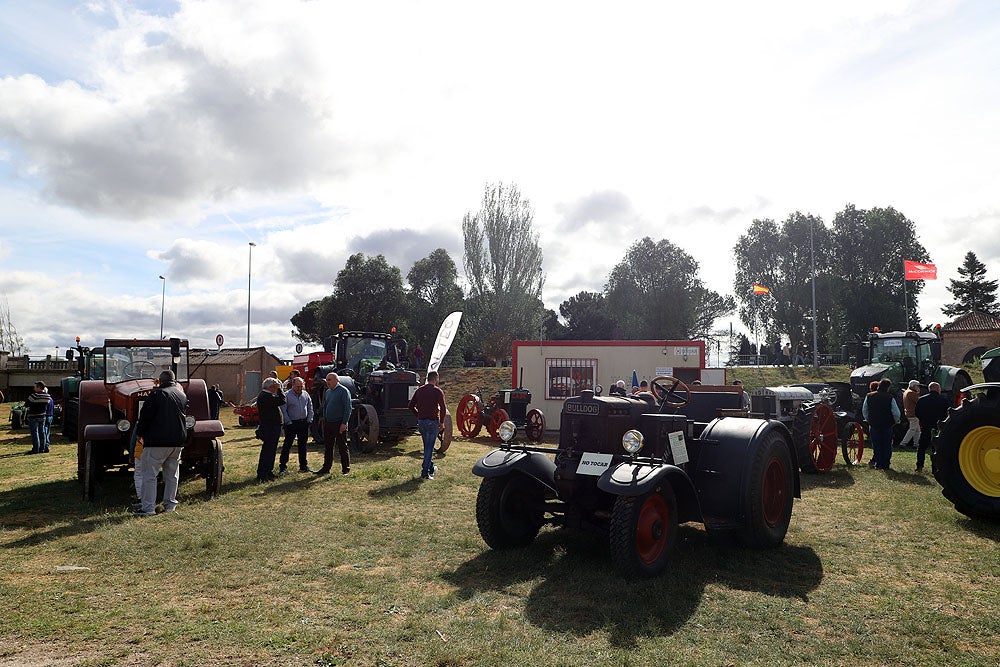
[435, 410, 453, 455]
[238, 416, 246, 427]
[456, 393, 484, 438]
[206, 439, 224, 498]
[609, 486, 678, 578]
[487, 408, 510, 441]
[791, 405, 819, 474]
[932, 395, 1000, 520]
[738, 429, 794, 548]
[948, 371, 974, 408]
[475, 474, 545, 549]
[83, 441, 99, 501]
[841, 421, 866, 466]
[62, 398, 79, 437]
[809, 403, 839, 472]
[524, 409, 546, 443]
[356, 404, 380, 453]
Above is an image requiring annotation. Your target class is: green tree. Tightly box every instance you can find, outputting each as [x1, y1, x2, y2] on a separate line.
[462, 182, 544, 363]
[942, 251, 999, 317]
[406, 248, 468, 366]
[732, 212, 832, 353]
[829, 204, 931, 335]
[291, 253, 408, 344]
[558, 291, 614, 339]
[605, 237, 734, 339]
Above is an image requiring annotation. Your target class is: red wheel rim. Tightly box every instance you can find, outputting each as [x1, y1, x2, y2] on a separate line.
[761, 457, 787, 528]
[456, 394, 482, 437]
[809, 403, 839, 472]
[524, 409, 545, 442]
[488, 408, 509, 441]
[636, 493, 670, 564]
[844, 422, 865, 465]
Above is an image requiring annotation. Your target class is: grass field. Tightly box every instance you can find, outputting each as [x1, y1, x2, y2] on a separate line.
[1, 367, 998, 666]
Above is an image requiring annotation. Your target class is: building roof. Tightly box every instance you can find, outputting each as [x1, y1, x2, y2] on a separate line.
[189, 347, 280, 365]
[941, 310, 1000, 332]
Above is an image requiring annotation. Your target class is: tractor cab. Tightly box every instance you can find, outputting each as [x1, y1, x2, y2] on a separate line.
[850, 330, 943, 396]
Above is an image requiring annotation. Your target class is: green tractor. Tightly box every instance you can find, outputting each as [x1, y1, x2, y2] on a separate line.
[61, 338, 106, 438]
[932, 347, 1000, 520]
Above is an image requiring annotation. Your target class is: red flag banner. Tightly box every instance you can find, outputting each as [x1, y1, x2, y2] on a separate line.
[904, 260, 937, 280]
[753, 283, 770, 295]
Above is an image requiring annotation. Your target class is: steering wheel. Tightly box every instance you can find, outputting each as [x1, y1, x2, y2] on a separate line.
[649, 376, 691, 408]
[122, 360, 156, 379]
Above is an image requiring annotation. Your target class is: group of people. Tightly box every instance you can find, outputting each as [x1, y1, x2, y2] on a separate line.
[862, 378, 950, 472]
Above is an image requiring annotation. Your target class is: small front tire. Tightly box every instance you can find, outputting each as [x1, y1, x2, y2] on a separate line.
[609, 486, 678, 578]
[475, 474, 545, 549]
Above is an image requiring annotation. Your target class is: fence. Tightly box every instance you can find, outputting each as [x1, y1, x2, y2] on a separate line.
[726, 353, 845, 367]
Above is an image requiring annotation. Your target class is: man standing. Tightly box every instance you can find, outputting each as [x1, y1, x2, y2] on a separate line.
[279, 376, 314, 473]
[135, 370, 189, 515]
[863, 378, 901, 470]
[208, 384, 224, 421]
[255, 377, 286, 482]
[408, 370, 447, 480]
[318, 372, 352, 475]
[899, 380, 922, 449]
[282, 369, 301, 391]
[915, 381, 950, 473]
[24, 381, 53, 454]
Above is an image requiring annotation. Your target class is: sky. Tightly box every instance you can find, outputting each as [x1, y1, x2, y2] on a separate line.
[1, 0, 999, 363]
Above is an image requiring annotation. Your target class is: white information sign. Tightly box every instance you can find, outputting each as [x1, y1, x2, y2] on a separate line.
[668, 431, 689, 465]
[577, 452, 613, 476]
[673, 346, 700, 358]
[655, 366, 674, 377]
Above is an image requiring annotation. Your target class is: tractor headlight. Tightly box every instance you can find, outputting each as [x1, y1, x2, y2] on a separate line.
[185, 415, 196, 429]
[622, 429, 644, 454]
[116, 419, 130, 433]
[498, 420, 516, 443]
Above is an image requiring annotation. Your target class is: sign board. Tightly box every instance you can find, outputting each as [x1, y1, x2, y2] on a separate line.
[427, 311, 463, 373]
[655, 366, 674, 377]
[576, 452, 613, 476]
[215, 334, 224, 348]
[668, 431, 689, 465]
[295, 343, 303, 354]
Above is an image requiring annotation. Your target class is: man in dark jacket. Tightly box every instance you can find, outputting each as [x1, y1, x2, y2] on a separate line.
[255, 377, 287, 482]
[863, 378, 901, 470]
[318, 373, 352, 475]
[915, 381, 950, 473]
[25, 381, 54, 454]
[135, 370, 189, 515]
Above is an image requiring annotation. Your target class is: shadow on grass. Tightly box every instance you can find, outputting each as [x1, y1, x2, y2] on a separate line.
[955, 516, 1000, 540]
[799, 467, 857, 491]
[442, 526, 823, 649]
[883, 468, 935, 486]
[366, 477, 425, 498]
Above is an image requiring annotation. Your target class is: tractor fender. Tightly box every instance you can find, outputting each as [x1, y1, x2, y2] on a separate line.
[77, 380, 112, 447]
[597, 463, 701, 525]
[193, 419, 225, 439]
[472, 449, 556, 493]
[83, 424, 121, 441]
[694, 418, 801, 527]
[939, 366, 973, 394]
[185, 379, 211, 421]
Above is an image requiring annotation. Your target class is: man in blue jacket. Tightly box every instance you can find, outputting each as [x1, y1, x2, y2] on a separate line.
[318, 372, 352, 475]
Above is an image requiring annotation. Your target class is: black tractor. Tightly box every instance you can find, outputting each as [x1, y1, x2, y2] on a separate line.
[472, 376, 800, 577]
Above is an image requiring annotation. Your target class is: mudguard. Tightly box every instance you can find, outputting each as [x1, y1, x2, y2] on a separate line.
[598, 463, 702, 525]
[185, 379, 211, 421]
[472, 449, 556, 493]
[694, 418, 800, 528]
[938, 366, 972, 393]
[193, 419, 225, 439]
[82, 424, 121, 441]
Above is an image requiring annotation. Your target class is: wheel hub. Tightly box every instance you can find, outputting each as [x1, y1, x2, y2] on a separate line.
[958, 425, 1000, 498]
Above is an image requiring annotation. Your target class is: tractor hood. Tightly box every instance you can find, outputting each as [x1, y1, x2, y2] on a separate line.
[850, 362, 895, 397]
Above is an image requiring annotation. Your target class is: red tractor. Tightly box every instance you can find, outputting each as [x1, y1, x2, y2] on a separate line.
[76, 338, 225, 501]
[457, 385, 545, 442]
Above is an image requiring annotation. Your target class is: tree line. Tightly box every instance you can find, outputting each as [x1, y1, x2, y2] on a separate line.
[291, 183, 998, 365]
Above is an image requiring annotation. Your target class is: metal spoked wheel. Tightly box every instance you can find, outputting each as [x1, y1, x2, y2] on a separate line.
[356, 404, 380, 453]
[809, 403, 839, 472]
[487, 408, 510, 441]
[524, 408, 545, 443]
[841, 421, 866, 466]
[435, 410, 453, 455]
[456, 393, 483, 438]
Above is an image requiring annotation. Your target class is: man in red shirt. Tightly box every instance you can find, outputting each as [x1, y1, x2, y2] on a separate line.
[408, 370, 447, 480]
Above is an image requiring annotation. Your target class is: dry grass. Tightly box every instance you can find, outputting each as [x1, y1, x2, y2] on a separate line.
[0, 367, 998, 666]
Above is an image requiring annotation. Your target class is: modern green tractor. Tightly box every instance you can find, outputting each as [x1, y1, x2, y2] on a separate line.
[932, 347, 1000, 520]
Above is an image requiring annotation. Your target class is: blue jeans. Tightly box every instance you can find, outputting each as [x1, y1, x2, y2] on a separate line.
[28, 416, 46, 452]
[44, 416, 53, 449]
[417, 419, 439, 476]
[869, 425, 893, 469]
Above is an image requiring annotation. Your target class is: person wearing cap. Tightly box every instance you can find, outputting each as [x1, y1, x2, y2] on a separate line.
[914, 382, 949, 473]
[134, 370, 189, 515]
[899, 379, 922, 449]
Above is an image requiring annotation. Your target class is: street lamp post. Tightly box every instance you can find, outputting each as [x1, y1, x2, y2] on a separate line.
[810, 218, 819, 368]
[158, 275, 166, 339]
[247, 242, 256, 349]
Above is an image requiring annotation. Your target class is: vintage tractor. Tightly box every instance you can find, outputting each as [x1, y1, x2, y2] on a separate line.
[457, 372, 546, 442]
[76, 338, 225, 501]
[932, 347, 1000, 520]
[308, 326, 452, 454]
[473, 376, 800, 577]
[61, 338, 103, 437]
[751, 385, 866, 473]
[233, 401, 259, 427]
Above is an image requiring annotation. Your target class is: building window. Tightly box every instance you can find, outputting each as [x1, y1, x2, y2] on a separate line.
[546, 358, 597, 399]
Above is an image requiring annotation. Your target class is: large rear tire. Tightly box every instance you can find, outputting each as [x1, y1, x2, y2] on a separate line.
[841, 420, 866, 466]
[475, 474, 545, 549]
[356, 404, 379, 453]
[62, 398, 79, 437]
[435, 410, 453, 455]
[609, 486, 678, 578]
[83, 441, 99, 501]
[206, 439, 224, 498]
[738, 430, 794, 547]
[524, 409, 546, 443]
[487, 408, 510, 441]
[932, 395, 1000, 520]
[456, 394, 483, 438]
[791, 405, 819, 473]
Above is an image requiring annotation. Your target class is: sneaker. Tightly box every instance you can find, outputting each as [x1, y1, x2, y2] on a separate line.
[341, 469, 350, 476]
[431, 464, 438, 476]
[299, 467, 313, 473]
